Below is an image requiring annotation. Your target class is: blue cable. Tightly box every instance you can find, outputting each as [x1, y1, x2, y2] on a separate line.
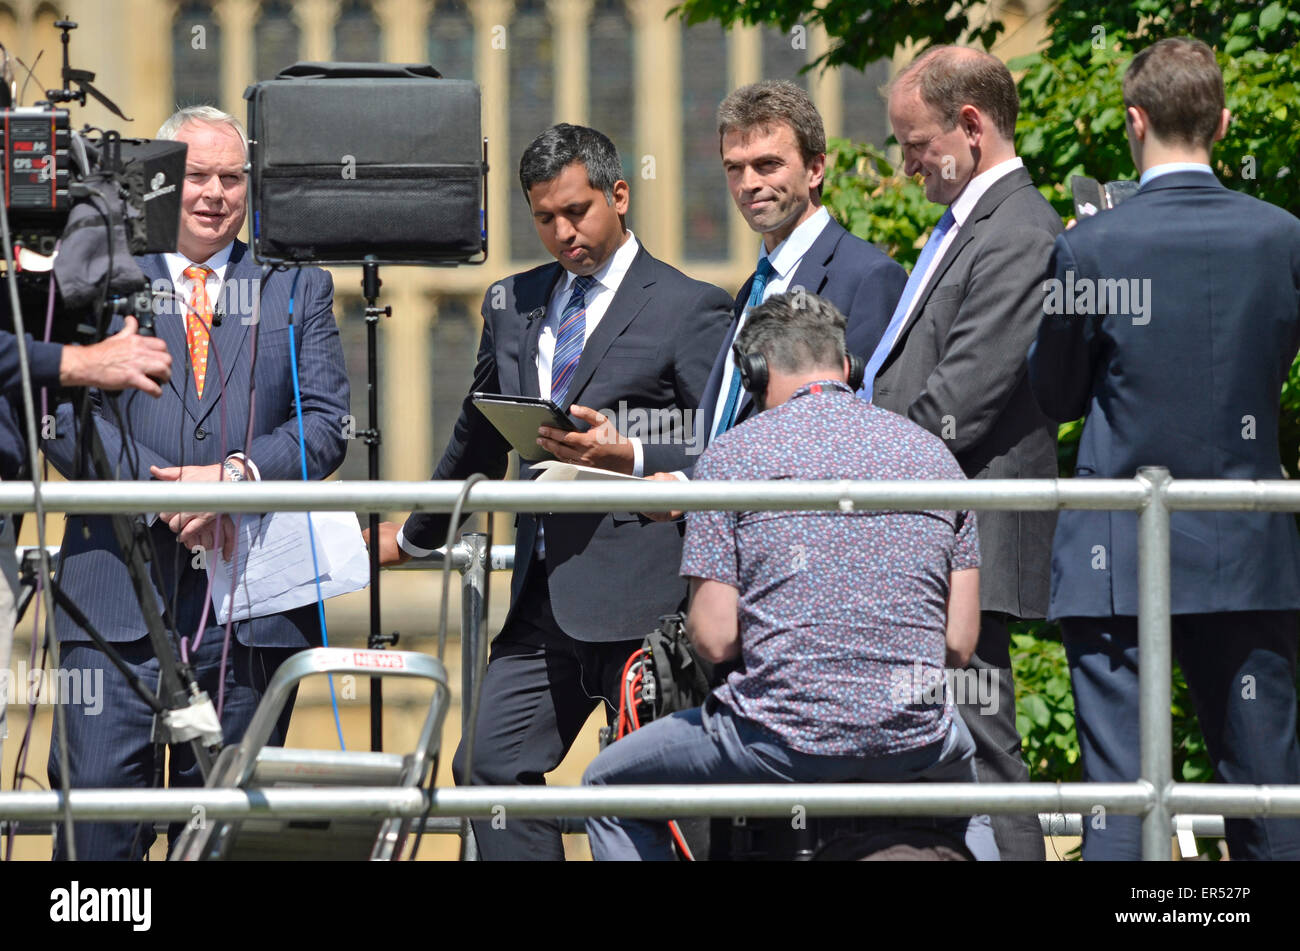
[288, 268, 346, 750]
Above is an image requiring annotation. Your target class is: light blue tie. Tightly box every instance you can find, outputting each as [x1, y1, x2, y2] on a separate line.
[859, 207, 957, 401]
[551, 274, 596, 407]
[714, 257, 775, 440]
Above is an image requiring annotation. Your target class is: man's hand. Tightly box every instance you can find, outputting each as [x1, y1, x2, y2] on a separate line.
[152, 463, 237, 560]
[362, 521, 412, 567]
[643, 470, 685, 522]
[537, 404, 634, 474]
[60, 316, 173, 397]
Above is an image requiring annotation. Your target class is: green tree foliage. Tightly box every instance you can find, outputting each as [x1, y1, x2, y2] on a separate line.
[1013, 2, 1299, 219]
[672, 0, 1006, 71]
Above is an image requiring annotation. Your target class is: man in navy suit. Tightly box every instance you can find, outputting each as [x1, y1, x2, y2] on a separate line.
[369, 124, 732, 860]
[1028, 37, 1300, 860]
[43, 106, 350, 860]
[690, 81, 905, 450]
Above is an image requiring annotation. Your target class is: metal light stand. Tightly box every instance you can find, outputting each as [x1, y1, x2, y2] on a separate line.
[360, 258, 398, 752]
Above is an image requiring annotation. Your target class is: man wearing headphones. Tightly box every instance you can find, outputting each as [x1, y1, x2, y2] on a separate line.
[583, 291, 997, 861]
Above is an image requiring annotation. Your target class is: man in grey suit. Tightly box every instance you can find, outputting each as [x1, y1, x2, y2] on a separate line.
[370, 124, 732, 860]
[868, 46, 1061, 860]
[43, 106, 350, 860]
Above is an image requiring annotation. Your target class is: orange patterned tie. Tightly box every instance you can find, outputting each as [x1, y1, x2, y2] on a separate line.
[183, 264, 213, 399]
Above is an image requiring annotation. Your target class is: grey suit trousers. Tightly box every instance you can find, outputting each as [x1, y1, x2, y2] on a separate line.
[959, 611, 1045, 860]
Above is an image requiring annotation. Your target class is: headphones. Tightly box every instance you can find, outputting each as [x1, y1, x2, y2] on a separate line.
[732, 343, 866, 395]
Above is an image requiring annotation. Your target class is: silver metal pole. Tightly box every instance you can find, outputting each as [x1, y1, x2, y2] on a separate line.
[1165, 479, 1300, 511]
[457, 531, 488, 862]
[0, 477, 1149, 515]
[1167, 783, 1300, 816]
[458, 533, 488, 738]
[1137, 466, 1174, 861]
[0, 813, 1235, 837]
[9, 783, 1300, 824]
[388, 544, 514, 571]
[0, 782, 1154, 822]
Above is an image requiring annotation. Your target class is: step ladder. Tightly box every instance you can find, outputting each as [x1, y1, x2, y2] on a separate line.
[170, 647, 450, 861]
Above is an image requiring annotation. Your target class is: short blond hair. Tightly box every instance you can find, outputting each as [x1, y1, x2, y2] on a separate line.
[157, 105, 248, 156]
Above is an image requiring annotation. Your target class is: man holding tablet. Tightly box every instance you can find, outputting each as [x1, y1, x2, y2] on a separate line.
[369, 123, 731, 860]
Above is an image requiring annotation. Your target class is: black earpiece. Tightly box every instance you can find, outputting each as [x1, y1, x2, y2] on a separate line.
[847, 353, 866, 391]
[734, 344, 865, 394]
[732, 342, 768, 396]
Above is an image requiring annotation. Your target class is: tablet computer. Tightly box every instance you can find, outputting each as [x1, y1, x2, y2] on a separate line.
[471, 392, 576, 462]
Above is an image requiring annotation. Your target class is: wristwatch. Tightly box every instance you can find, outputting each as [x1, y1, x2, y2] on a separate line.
[222, 459, 247, 482]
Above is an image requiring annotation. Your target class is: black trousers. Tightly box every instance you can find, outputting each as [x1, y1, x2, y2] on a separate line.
[1064, 610, 1300, 860]
[957, 611, 1045, 861]
[452, 568, 642, 860]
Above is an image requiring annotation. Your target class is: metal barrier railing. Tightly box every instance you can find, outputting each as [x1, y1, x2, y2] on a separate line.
[2, 468, 1299, 860]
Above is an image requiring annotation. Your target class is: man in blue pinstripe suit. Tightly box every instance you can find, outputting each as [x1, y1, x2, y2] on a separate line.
[42, 106, 350, 860]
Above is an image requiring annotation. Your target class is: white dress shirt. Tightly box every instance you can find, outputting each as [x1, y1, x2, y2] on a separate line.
[877, 157, 1024, 359]
[1138, 161, 1215, 187]
[164, 244, 231, 309]
[707, 206, 832, 441]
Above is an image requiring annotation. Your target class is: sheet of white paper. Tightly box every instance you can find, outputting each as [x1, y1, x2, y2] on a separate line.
[531, 460, 645, 482]
[208, 510, 370, 625]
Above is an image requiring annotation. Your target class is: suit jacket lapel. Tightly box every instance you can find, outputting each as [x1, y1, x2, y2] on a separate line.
[140, 252, 195, 417]
[906, 226, 975, 319]
[727, 275, 756, 421]
[517, 264, 564, 399]
[884, 169, 1032, 362]
[788, 218, 843, 296]
[700, 308, 742, 431]
[555, 246, 654, 410]
[195, 241, 258, 426]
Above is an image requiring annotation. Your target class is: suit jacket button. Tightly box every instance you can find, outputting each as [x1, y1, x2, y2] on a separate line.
[195, 427, 207, 440]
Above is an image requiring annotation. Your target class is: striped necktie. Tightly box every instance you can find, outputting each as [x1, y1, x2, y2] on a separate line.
[183, 264, 214, 399]
[714, 256, 774, 440]
[550, 274, 596, 407]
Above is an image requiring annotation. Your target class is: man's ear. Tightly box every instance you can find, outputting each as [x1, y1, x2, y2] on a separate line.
[1214, 108, 1231, 143]
[806, 151, 827, 191]
[1126, 105, 1148, 143]
[959, 103, 984, 147]
[611, 179, 631, 215]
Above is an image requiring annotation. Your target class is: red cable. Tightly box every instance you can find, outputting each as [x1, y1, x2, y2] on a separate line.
[669, 820, 695, 861]
[629, 671, 643, 730]
[617, 650, 648, 738]
[611, 649, 693, 860]
[615, 650, 641, 739]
